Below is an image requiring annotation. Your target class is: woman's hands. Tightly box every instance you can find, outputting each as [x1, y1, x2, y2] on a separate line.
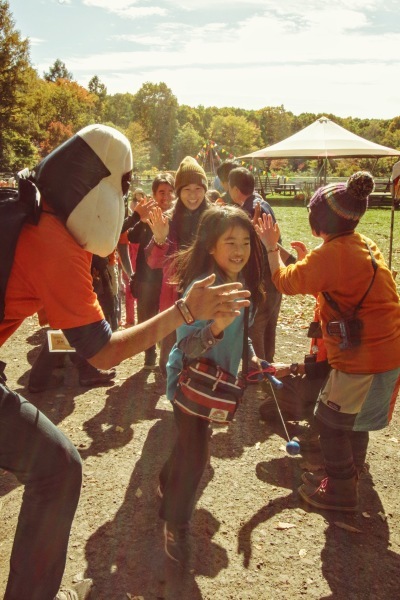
[134, 197, 157, 222]
[147, 207, 170, 244]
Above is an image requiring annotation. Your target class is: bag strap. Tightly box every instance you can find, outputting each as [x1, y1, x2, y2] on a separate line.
[241, 306, 250, 380]
[182, 305, 250, 379]
[322, 238, 378, 317]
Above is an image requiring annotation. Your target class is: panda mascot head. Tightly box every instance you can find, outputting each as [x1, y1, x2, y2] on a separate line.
[32, 124, 132, 257]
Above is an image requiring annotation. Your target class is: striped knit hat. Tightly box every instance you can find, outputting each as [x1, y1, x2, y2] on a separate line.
[309, 171, 374, 232]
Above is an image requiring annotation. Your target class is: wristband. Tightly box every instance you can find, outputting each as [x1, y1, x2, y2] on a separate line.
[175, 299, 195, 324]
[267, 245, 279, 254]
[154, 237, 167, 247]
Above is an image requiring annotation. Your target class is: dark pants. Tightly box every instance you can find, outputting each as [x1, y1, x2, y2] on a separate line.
[29, 337, 104, 388]
[317, 419, 369, 479]
[28, 337, 64, 390]
[249, 288, 282, 363]
[159, 405, 210, 524]
[136, 280, 161, 358]
[0, 380, 82, 600]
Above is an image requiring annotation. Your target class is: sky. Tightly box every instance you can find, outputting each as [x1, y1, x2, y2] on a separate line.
[8, 0, 400, 120]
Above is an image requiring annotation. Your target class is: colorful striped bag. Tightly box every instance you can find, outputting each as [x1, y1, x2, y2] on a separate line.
[174, 357, 245, 424]
[174, 307, 249, 424]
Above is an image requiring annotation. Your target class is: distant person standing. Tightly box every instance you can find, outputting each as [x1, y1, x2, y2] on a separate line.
[125, 173, 175, 369]
[390, 159, 400, 204]
[229, 166, 295, 362]
[146, 157, 210, 375]
[216, 160, 240, 205]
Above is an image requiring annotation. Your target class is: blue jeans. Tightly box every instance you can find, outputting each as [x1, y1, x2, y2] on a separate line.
[249, 287, 282, 363]
[0, 378, 82, 600]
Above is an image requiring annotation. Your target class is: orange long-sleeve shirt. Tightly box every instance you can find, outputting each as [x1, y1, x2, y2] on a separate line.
[272, 232, 400, 373]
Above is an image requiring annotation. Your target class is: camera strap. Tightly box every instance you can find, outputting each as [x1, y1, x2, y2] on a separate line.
[322, 238, 378, 318]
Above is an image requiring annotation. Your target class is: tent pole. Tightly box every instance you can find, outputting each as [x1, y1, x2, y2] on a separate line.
[388, 196, 395, 271]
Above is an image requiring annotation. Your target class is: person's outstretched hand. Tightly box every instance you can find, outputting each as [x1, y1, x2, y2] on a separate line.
[184, 274, 250, 321]
[290, 240, 308, 261]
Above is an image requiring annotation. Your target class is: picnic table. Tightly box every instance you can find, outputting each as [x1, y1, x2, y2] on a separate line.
[276, 183, 299, 195]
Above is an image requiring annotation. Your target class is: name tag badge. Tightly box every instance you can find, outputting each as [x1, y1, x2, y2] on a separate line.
[47, 330, 75, 353]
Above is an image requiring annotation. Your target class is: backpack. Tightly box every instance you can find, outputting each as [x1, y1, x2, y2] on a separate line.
[0, 176, 41, 322]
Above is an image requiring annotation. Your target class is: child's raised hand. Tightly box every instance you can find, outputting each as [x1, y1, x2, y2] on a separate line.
[254, 213, 280, 251]
[290, 241, 308, 261]
[251, 201, 261, 227]
[147, 207, 169, 243]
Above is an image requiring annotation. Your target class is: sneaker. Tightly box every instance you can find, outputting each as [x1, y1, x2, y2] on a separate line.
[28, 374, 64, 393]
[56, 578, 93, 600]
[79, 367, 116, 387]
[164, 522, 190, 566]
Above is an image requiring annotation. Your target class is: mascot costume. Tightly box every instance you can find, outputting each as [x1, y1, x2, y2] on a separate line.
[0, 124, 132, 600]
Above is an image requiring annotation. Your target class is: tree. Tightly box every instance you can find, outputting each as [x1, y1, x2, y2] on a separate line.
[88, 75, 107, 99]
[103, 93, 135, 129]
[0, 0, 35, 169]
[177, 105, 202, 132]
[88, 75, 107, 121]
[43, 58, 73, 82]
[124, 121, 151, 172]
[172, 123, 204, 167]
[23, 79, 97, 158]
[132, 82, 178, 168]
[39, 121, 74, 156]
[208, 114, 261, 157]
[257, 106, 293, 147]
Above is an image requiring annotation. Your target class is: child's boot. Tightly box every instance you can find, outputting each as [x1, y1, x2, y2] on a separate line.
[298, 475, 358, 512]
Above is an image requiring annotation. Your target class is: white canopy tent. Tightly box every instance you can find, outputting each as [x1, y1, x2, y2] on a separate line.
[240, 116, 400, 161]
[239, 116, 400, 269]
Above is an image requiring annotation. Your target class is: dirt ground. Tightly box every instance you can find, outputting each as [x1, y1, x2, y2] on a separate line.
[1, 296, 399, 600]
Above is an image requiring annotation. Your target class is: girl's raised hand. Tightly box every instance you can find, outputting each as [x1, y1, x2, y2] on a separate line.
[254, 213, 280, 250]
[147, 207, 170, 243]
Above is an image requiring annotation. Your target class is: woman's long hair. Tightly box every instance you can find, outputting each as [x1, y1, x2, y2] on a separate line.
[166, 196, 210, 249]
[171, 204, 265, 310]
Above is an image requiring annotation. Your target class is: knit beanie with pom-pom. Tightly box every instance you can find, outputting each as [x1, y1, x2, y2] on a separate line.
[308, 171, 374, 233]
